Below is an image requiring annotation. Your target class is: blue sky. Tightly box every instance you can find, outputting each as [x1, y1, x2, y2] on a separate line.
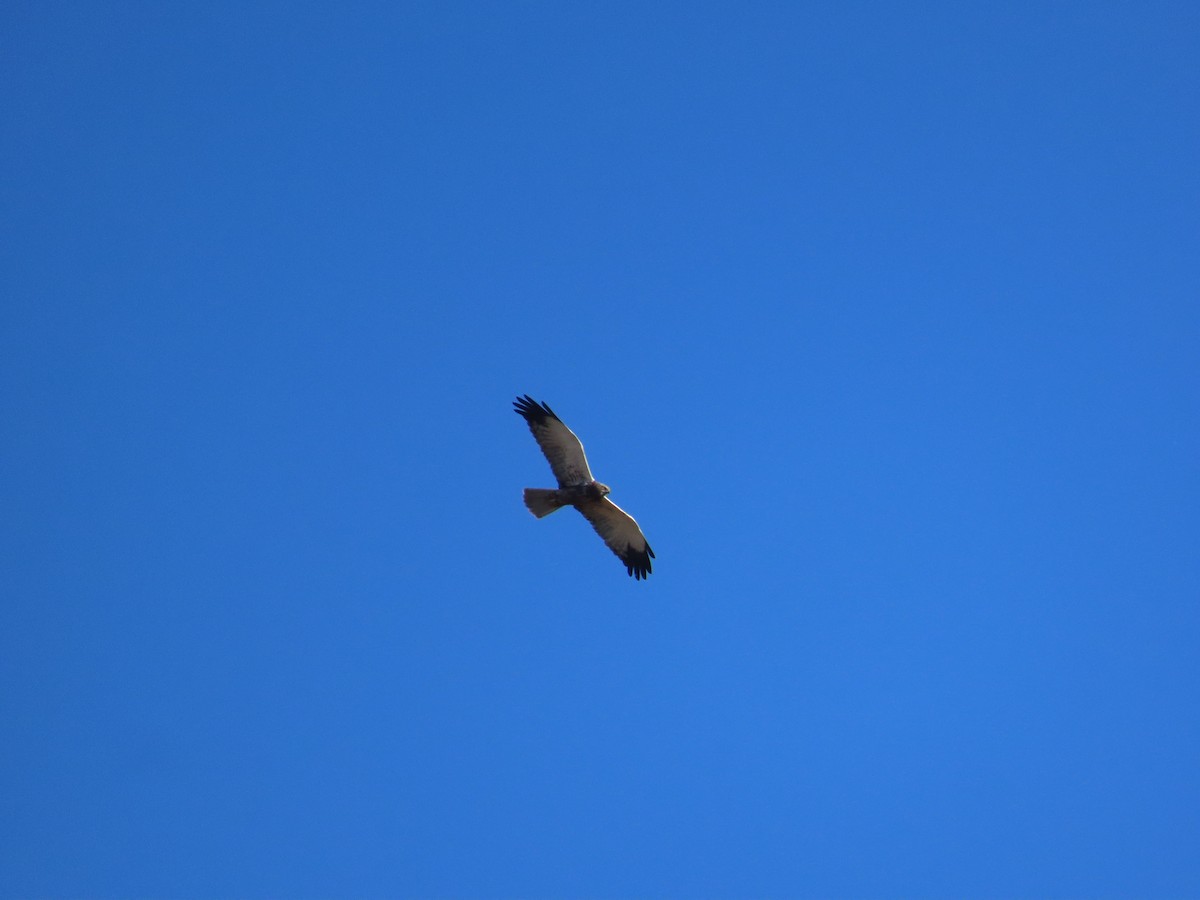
[2, 3, 1198, 897]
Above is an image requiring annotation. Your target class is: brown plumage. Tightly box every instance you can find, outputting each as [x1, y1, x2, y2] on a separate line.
[513, 394, 655, 580]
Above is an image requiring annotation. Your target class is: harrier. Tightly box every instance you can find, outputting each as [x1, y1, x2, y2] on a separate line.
[513, 395, 655, 580]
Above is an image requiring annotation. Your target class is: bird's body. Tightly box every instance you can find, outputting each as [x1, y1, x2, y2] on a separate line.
[525, 481, 609, 513]
[513, 395, 655, 580]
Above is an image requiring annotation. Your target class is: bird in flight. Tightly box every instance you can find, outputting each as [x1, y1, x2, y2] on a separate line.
[513, 394, 655, 580]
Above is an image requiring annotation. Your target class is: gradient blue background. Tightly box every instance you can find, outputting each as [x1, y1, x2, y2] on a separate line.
[3, 3, 1198, 897]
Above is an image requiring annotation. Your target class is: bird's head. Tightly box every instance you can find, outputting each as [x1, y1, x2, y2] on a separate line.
[592, 481, 611, 497]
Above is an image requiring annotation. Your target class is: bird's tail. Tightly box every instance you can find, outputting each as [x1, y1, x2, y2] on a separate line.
[523, 488, 565, 518]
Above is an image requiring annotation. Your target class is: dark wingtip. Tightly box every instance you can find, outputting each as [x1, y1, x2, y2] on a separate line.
[622, 545, 653, 580]
[513, 394, 559, 424]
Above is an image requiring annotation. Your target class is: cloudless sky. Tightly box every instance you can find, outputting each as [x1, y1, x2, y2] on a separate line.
[2, 2, 1198, 897]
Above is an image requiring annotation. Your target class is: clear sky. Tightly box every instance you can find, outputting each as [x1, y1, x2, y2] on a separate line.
[2, 3, 1198, 898]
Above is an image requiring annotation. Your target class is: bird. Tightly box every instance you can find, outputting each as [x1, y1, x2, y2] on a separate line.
[513, 394, 655, 580]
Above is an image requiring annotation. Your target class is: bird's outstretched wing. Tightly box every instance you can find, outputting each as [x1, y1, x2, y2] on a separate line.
[513, 394, 594, 487]
[576, 496, 655, 580]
